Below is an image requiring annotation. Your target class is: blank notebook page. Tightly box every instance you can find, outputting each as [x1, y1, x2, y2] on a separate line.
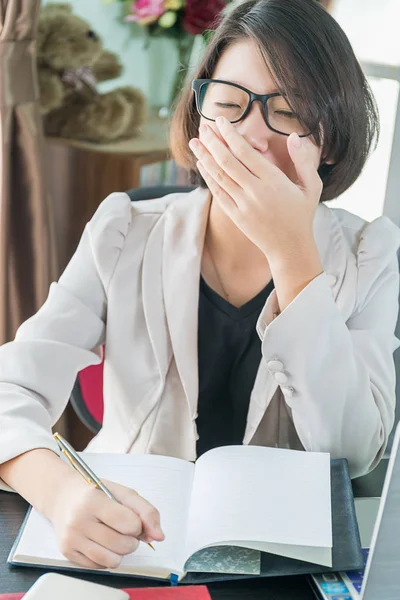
[186, 445, 332, 566]
[12, 454, 195, 575]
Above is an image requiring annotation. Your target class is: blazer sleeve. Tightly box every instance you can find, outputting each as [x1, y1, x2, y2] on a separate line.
[256, 215, 400, 478]
[0, 192, 132, 491]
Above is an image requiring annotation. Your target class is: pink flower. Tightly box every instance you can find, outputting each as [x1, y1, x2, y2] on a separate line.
[124, 0, 166, 25]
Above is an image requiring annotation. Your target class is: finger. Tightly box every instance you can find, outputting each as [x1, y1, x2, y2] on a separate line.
[189, 137, 243, 204]
[86, 521, 140, 556]
[138, 531, 154, 544]
[122, 491, 165, 542]
[79, 538, 123, 570]
[287, 133, 323, 198]
[62, 547, 105, 570]
[95, 494, 143, 538]
[100, 481, 164, 540]
[215, 116, 281, 181]
[198, 123, 255, 188]
[197, 161, 238, 222]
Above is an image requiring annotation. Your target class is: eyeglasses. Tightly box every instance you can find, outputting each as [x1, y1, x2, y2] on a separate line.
[192, 79, 313, 138]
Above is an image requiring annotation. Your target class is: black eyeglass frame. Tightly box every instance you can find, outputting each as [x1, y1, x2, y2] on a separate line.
[191, 78, 313, 138]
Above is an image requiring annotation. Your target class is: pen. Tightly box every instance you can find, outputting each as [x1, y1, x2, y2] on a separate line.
[53, 432, 155, 551]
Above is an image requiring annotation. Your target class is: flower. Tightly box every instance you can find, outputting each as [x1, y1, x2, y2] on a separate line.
[182, 0, 227, 35]
[124, 0, 165, 25]
[164, 0, 184, 9]
[118, 0, 231, 38]
[159, 10, 177, 28]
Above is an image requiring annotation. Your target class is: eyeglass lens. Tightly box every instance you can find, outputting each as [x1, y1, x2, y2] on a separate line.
[198, 81, 309, 136]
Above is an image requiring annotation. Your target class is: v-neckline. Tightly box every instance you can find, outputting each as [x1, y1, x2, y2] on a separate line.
[200, 275, 274, 321]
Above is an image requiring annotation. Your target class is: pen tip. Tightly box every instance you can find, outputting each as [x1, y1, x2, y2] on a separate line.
[148, 542, 155, 551]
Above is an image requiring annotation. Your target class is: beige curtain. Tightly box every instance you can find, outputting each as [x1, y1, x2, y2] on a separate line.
[0, 0, 57, 344]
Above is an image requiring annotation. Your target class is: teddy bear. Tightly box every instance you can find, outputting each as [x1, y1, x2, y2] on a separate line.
[37, 3, 147, 143]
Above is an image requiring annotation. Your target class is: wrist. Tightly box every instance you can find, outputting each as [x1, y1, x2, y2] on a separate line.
[45, 463, 86, 523]
[0, 448, 79, 520]
[266, 237, 323, 313]
[266, 235, 321, 273]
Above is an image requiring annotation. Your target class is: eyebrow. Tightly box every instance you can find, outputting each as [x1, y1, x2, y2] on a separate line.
[214, 78, 281, 94]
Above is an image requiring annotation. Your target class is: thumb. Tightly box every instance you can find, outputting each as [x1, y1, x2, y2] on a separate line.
[287, 132, 319, 193]
[126, 492, 165, 542]
[106, 481, 165, 542]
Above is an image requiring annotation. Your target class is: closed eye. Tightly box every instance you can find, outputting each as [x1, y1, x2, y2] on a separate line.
[215, 102, 243, 109]
[274, 110, 296, 119]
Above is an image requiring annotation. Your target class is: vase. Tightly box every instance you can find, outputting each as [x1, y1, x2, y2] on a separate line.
[147, 35, 196, 119]
[167, 35, 196, 114]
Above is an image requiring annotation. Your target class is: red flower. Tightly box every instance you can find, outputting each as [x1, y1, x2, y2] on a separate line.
[183, 0, 227, 35]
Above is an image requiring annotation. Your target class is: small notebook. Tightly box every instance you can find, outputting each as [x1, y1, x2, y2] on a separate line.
[9, 445, 337, 582]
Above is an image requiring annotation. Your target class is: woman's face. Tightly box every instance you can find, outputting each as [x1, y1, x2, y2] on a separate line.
[198, 39, 325, 185]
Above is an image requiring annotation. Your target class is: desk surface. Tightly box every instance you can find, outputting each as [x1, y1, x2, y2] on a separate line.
[0, 461, 387, 598]
[1, 494, 314, 599]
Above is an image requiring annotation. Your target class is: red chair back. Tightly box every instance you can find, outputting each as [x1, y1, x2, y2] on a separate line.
[78, 361, 104, 424]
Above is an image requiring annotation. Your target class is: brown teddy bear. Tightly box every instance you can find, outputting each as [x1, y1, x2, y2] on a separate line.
[37, 3, 147, 143]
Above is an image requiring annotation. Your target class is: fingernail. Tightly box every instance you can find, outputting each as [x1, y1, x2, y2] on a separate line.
[291, 133, 302, 148]
[216, 116, 225, 128]
[189, 138, 199, 150]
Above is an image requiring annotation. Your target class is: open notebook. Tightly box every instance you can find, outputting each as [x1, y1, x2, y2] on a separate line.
[9, 445, 332, 582]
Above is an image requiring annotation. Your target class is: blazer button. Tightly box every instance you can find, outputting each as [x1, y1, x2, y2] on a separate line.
[274, 371, 288, 384]
[281, 386, 295, 398]
[267, 359, 284, 372]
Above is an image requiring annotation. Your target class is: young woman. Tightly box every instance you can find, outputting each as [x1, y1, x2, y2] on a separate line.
[0, 0, 399, 570]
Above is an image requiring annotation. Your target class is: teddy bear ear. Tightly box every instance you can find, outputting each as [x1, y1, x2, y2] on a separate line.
[42, 3, 73, 13]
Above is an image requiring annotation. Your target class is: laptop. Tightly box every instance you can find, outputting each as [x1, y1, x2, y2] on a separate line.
[310, 420, 400, 600]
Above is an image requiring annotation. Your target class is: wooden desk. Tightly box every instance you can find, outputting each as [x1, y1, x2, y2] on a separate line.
[0, 493, 313, 598]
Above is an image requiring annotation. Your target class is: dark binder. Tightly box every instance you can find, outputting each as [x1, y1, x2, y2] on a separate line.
[181, 458, 363, 584]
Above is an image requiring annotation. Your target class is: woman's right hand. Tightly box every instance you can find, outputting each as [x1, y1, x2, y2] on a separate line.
[49, 474, 165, 569]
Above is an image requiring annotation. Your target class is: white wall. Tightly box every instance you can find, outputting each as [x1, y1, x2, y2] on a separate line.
[327, 0, 400, 221]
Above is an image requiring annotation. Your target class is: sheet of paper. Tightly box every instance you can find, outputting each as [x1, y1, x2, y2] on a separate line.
[13, 453, 195, 575]
[185, 445, 332, 566]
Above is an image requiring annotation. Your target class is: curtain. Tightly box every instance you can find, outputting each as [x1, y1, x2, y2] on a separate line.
[0, 0, 57, 344]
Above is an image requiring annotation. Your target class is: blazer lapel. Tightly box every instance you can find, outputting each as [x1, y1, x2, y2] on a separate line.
[163, 187, 211, 418]
[141, 214, 172, 380]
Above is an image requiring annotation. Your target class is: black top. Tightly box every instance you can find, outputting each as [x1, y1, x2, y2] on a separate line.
[196, 275, 275, 457]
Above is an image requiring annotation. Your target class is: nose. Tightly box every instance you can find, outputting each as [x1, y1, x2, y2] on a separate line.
[235, 100, 273, 154]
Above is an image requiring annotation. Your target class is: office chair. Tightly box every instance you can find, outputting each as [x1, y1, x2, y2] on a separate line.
[69, 185, 195, 433]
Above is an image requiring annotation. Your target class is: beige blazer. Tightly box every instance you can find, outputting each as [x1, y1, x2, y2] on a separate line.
[1, 187, 400, 491]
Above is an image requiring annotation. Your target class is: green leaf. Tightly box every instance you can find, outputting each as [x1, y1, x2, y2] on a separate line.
[202, 29, 215, 45]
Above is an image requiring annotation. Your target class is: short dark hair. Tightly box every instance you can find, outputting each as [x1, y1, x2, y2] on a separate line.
[170, 0, 379, 202]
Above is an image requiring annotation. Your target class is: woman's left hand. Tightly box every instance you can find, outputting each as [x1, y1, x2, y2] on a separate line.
[189, 116, 324, 264]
